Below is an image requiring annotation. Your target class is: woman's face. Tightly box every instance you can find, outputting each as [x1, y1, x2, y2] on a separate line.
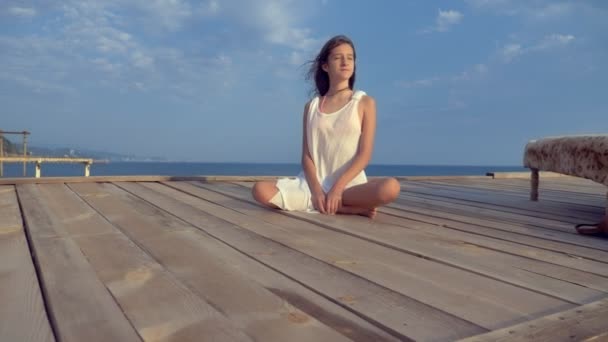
[323, 43, 355, 82]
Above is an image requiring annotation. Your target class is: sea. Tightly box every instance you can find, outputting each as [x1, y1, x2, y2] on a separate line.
[0, 162, 527, 178]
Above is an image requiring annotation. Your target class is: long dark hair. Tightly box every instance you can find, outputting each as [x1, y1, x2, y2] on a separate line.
[306, 35, 357, 97]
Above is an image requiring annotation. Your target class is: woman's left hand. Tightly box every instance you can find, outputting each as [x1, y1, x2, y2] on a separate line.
[326, 186, 344, 215]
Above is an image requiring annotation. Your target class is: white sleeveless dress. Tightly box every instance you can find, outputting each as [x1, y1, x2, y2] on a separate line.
[271, 90, 368, 211]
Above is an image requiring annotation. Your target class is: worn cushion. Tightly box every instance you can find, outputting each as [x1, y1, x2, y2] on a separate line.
[524, 135, 608, 186]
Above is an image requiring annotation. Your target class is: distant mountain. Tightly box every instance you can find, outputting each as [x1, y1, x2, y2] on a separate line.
[1, 136, 18, 155]
[1, 138, 167, 161]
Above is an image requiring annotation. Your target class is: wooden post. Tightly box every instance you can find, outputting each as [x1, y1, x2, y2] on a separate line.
[35, 160, 41, 178]
[530, 168, 539, 201]
[22, 132, 28, 177]
[0, 131, 3, 177]
[84, 162, 91, 177]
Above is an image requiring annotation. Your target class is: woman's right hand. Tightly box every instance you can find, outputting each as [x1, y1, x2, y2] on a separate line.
[311, 190, 327, 214]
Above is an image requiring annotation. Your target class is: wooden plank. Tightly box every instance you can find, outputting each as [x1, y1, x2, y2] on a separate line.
[395, 192, 590, 231]
[114, 181, 486, 341]
[422, 179, 606, 203]
[407, 181, 605, 210]
[0, 186, 55, 342]
[158, 181, 584, 326]
[73, 182, 402, 342]
[378, 205, 608, 262]
[458, 297, 608, 342]
[0, 176, 288, 185]
[68, 182, 367, 342]
[0, 175, 495, 186]
[490, 171, 575, 179]
[367, 210, 608, 275]
[416, 180, 606, 209]
[487, 176, 606, 191]
[204, 182, 608, 300]
[233, 183, 608, 272]
[16, 184, 142, 342]
[444, 177, 605, 194]
[34, 183, 255, 342]
[410, 179, 604, 205]
[404, 181, 604, 216]
[232, 182, 608, 256]
[387, 194, 608, 253]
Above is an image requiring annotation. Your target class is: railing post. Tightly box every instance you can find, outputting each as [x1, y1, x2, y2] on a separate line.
[84, 162, 91, 177]
[35, 160, 41, 178]
[0, 131, 3, 177]
[22, 132, 28, 177]
[530, 168, 539, 201]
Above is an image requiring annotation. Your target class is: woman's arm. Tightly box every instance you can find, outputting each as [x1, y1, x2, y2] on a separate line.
[301, 102, 327, 213]
[326, 95, 376, 213]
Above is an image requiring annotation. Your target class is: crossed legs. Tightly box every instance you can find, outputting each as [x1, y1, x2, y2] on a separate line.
[252, 178, 401, 218]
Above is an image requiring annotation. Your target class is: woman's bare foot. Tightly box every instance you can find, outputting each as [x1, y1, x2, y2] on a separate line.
[366, 207, 377, 219]
[338, 205, 377, 219]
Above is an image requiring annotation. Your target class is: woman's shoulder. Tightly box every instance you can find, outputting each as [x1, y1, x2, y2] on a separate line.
[355, 91, 375, 108]
[304, 96, 320, 110]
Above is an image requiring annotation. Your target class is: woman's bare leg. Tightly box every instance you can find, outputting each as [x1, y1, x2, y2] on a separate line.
[337, 205, 378, 218]
[251, 180, 281, 209]
[338, 177, 401, 218]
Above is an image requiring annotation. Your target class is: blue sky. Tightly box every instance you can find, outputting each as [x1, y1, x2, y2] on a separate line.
[1, 0, 607, 165]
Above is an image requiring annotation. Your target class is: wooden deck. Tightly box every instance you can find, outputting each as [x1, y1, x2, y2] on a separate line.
[1, 175, 608, 341]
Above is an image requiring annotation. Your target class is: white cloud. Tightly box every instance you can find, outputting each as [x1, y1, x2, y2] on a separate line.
[533, 3, 573, 19]
[501, 34, 575, 63]
[131, 51, 154, 69]
[0, 0, 320, 100]
[199, 1, 220, 16]
[466, 0, 574, 19]
[453, 64, 489, 81]
[92, 58, 122, 74]
[501, 43, 523, 62]
[143, 0, 193, 31]
[8, 6, 37, 17]
[397, 77, 441, 89]
[535, 34, 575, 50]
[420, 9, 463, 33]
[437, 9, 464, 32]
[397, 64, 488, 88]
[465, 0, 513, 10]
[246, 1, 320, 51]
[288, 52, 301, 66]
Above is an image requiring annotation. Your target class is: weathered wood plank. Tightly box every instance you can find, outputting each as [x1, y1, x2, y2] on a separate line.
[0, 175, 492, 186]
[385, 197, 608, 251]
[34, 183, 254, 342]
[115, 181, 486, 341]
[0, 186, 55, 342]
[402, 182, 602, 217]
[16, 184, 142, 342]
[458, 298, 608, 342]
[414, 180, 605, 211]
[69, 182, 364, 342]
[378, 205, 608, 263]
[233, 182, 608, 257]
[419, 180, 605, 211]
[480, 177, 606, 194]
[202, 182, 608, 301]
[0, 176, 286, 185]
[395, 192, 587, 232]
[407, 181, 604, 211]
[489, 172, 572, 179]
[161, 181, 584, 326]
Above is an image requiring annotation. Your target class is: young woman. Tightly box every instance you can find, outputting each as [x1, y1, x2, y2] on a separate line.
[252, 35, 400, 218]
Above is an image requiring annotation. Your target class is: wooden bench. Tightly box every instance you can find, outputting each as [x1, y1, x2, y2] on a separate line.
[0, 157, 94, 178]
[524, 135, 608, 234]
